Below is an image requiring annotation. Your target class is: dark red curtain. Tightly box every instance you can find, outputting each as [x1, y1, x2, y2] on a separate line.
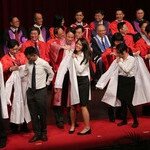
[0, 0, 150, 29]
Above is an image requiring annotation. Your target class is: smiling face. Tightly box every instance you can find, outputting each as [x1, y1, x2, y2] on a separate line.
[95, 13, 104, 22]
[136, 9, 144, 20]
[10, 17, 20, 28]
[75, 40, 83, 52]
[9, 45, 19, 55]
[30, 30, 39, 42]
[116, 10, 124, 22]
[66, 31, 75, 45]
[34, 13, 43, 26]
[75, 11, 84, 23]
[97, 25, 106, 37]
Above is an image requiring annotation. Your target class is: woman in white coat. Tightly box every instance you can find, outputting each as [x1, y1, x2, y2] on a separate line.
[55, 38, 91, 135]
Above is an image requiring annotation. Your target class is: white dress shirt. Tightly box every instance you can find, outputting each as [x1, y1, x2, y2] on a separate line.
[73, 52, 90, 76]
[25, 57, 54, 90]
[118, 55, 135, 77]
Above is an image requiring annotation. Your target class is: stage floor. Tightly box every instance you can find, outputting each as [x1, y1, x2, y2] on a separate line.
[4, 117, 150, 150]
[3, 87, 150, 150]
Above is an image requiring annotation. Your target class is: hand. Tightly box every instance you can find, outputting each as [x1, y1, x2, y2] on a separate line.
[61, 45, 71, 51]
[72, 53, 77, 58]
[133, 50, 140, 56]
[10, 65, 19, 71]
[145, 54, 150, 59]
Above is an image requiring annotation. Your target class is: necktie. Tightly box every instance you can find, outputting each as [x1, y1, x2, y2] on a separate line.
[15, 30, 19, 42]
[34, 42, 40, 56]
[101, 37, 106, 50]
[31, 62, 36, 90]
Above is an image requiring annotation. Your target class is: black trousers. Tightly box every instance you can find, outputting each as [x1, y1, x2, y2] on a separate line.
[27, 87, 47, 136]
[0, 101, 7, 140]
[117, 75, 137, 122]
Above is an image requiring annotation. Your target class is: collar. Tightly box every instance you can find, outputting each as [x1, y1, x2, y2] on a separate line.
[34, 24, 42, 28]
[10, 27, 18, 33]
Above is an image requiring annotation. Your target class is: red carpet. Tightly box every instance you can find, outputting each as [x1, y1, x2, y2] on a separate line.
[2, 117, 150, 150]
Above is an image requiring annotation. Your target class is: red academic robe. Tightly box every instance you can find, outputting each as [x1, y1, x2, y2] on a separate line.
[20, 40, 50, 62]
[135, 38, 150, 71]
[102, 47, 116, 70]
[71, 22, 91, 43]
[1, 52, 27, 81]
[109, 20, 135, 35]
[123, 34, 137, 52]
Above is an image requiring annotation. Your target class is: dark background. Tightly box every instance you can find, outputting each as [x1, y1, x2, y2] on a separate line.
[0, 0, 150, 53]
[0, 0, 150, 29]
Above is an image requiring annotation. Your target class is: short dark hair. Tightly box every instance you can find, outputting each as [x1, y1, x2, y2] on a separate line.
[117, 22, 126, 31]
[7, 39, 19, 49]
[66, 27, 75, 35]
[54, 26, 64, 35]
[29, 26, 40, 35]
[24, 46, 37, 56]
[75, 25, 84, 32]
[116, 43, 127, 54]
[112, 32, 123, 42]
[94, 10, 104, 16]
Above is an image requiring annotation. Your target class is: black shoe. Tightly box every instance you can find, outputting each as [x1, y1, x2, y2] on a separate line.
[0, 138, 7, 148]
[77, 129, 91, 135]
[69, 127, 75, 134]
[41, 134, 48, 141]
[20, 123, 30, 133]
[117, 121, 127, 126]
[132, 122, 139, 128]
[28, 135, 41, 143]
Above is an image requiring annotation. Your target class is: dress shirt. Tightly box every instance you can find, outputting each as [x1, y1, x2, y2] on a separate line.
[73, 52, 89, 76]
[25, 57, 54, 89]
[118, 55, 135, 77]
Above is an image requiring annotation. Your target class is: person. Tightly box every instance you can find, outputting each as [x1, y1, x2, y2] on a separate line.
[90, 10, 110, 37]
[96, 43, 150, 128]
[115, 43, 138, 128]
[49, 15, 66, 39]
[71, 10, 91, 42]
[20, 27, 49, 62]
[91, 24, 111, 79]
[101, 33, 124, 122]
[132, 8, 146, 33]
[109, 9, 135, 35]
[24, 46, 54, 142]
[33, 12, 49, 42]
[55, 38, 91, 135]
[0, 62, 7, 148]
[1, 39, 29, 133]
[3, 16, 27, 54]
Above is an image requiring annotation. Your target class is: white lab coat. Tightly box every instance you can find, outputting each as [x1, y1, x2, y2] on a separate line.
[0, 62, 8, 119]
[96, 56, 150, 107]
[5, 65, 31, 124]
[55, 51, 91, 106]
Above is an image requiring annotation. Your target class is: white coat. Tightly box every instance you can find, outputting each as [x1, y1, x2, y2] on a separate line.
[55, 51, 91, 106]
[0, 62, 8, 119]
[5, 65, 31, 124]
[96, 56, 150, 107]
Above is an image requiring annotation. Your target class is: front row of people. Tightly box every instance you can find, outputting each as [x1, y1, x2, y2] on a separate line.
[0, 38, 150, 148]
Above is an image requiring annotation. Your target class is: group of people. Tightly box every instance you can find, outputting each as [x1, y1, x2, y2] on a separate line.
[0, 8, 150, 148]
